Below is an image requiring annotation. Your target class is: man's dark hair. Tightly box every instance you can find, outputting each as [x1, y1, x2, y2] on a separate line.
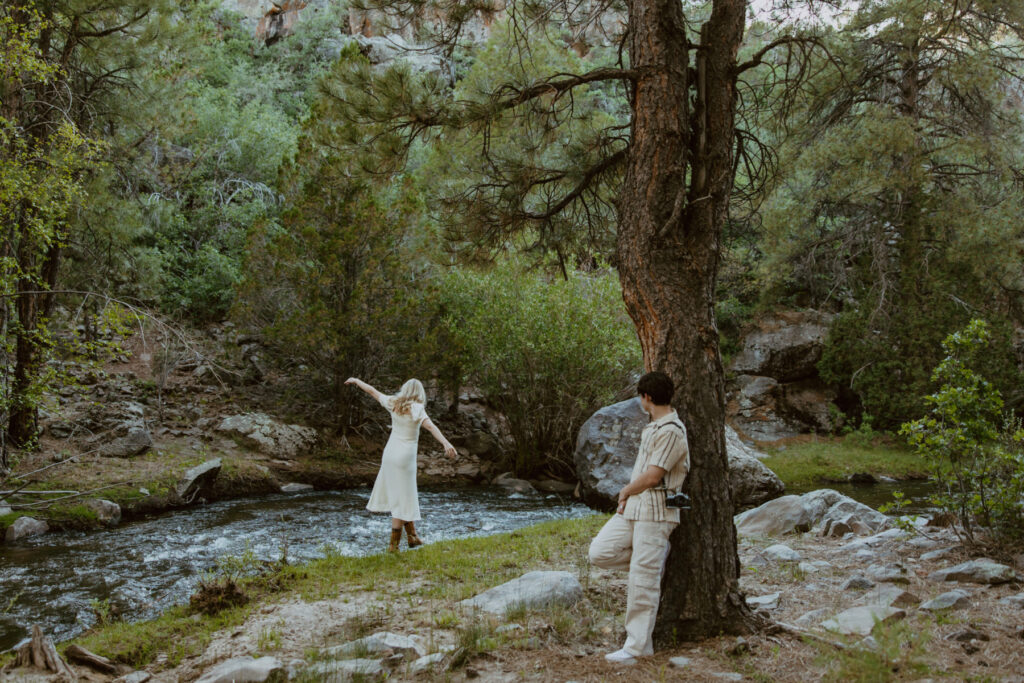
[637, 371, 674, 406]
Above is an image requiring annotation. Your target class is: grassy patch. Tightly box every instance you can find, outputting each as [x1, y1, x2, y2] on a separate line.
[762, 436, 927, 489]
[68, 515, 608, 670]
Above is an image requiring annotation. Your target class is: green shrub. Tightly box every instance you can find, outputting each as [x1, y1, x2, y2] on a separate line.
[440, 260, 641, 476]
[899, 319, 1024, 545]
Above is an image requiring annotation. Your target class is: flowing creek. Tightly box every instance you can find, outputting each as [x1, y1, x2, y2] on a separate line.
[0, 479, 936, 652]
[0, 487, 591, 651]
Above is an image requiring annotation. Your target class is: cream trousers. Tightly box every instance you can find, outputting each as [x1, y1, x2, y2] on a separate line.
[588, 513, 676, 656]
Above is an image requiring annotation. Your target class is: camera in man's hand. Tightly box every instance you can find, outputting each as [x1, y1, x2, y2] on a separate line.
[665, 491, 691, 510]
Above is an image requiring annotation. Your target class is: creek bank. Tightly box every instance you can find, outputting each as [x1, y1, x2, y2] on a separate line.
[12, 496, 1023, 683]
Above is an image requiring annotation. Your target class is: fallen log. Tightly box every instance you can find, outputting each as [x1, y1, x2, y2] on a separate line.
[65, 643, 120, 674]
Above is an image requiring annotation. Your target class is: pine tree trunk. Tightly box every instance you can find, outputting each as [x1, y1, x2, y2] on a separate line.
[618, 0, 757, 642]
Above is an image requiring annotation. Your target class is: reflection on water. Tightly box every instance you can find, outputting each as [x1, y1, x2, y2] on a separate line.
[0, 488, 592, 651]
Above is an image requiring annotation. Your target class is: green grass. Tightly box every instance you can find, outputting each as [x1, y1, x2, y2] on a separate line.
[761, 436, 928, 489]
[813, 617, 933, 682]
[68, 515, 609, 670]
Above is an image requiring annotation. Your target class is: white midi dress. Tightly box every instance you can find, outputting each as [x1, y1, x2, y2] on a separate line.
[366, 395, 428, 521]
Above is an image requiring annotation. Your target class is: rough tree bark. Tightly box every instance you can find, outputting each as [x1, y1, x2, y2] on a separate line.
[617, 0, 758, 641]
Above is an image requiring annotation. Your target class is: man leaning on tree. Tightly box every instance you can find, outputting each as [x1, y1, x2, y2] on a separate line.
[588, 370, 690, 665]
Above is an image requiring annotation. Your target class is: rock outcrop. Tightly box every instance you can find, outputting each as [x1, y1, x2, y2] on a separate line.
[726, 310, 836, 442]
[575, 398, 784, 511]
[734, 489, 889, 538]
[216, 413, 317, 459]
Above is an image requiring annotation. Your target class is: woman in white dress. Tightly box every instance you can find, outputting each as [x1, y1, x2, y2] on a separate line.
[345, 377, 456, 552]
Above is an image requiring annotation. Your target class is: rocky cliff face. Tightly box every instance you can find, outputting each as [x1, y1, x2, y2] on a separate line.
[726, 310, 838, 442]
[220, 0, 624, 59]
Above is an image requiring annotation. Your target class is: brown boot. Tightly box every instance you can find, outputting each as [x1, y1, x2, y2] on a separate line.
[388, 528, 402, 553]
[404, 521, 423, 548]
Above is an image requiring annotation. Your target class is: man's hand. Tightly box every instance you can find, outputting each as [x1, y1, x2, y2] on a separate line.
[617, 488, 629, 514]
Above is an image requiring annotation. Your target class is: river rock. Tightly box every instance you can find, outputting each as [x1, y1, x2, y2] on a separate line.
[114, 672, 153, 683]
[305, 659, 386, 680]
[669, 656, 693, 669]
[928, 559, 1017, 585]
[763, 544, 801, 562]
[736, 488, 889, 538]
[735, 495, 811, 536]
[113, 673, 152, 683]
[920, 547, 959, 562]
[839, 528, 908, 553]
[100, 428, 153, 458]
[861, 585, 919, 608]
[575, 398, 784, 511]
[280, 483, 313, 494]
[83, 499, 121, 526]
[821, 606, 906, 636]
[795, 608, 830, 627]
[841, 575, 875, 591]
[195, 656, 285, 683]
[216, 413, 317, 459]
[5, 517, 49, 542]
[816, 499, 889, 535]
[921, 589, 972, 611]
[493, 472, 537, 495]
[325, 632, 425, 659]
[867, 563, 910, 584]
[747, 592, 782, 610]
[176, 458, 222, 503]
[458, 571, 582, 614]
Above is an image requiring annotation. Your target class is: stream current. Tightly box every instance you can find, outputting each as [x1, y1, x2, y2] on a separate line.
[0, 487, 591, 651]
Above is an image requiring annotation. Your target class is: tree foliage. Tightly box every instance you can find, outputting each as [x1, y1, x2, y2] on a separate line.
[760, 0, 1024, 427]
[440, 260, 640, 476]
[900, 319, 1024, 545]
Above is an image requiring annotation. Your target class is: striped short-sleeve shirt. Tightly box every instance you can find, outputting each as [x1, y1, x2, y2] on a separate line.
[622, 410, 690, 523]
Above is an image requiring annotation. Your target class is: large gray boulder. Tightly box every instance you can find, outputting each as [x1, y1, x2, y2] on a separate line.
[575, 398, 784, 511]
[736, 489, 891, 538]
[216, 413, 317, 459]
[458, 571, 582, 614]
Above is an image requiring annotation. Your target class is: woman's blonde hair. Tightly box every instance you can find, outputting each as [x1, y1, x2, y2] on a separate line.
[391, 378, 426, 416]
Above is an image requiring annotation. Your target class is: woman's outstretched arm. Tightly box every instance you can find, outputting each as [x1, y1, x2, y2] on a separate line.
[345, 377, 383, 403]
[422, 418, 457, 459]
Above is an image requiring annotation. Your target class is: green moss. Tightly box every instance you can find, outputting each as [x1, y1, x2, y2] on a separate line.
[762, 436, 927, 489]
[0, 511, 23, 532]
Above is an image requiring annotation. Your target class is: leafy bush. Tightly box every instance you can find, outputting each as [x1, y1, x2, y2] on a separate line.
[899, 319, 1024, 545]
[440, 261, 641, 476]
